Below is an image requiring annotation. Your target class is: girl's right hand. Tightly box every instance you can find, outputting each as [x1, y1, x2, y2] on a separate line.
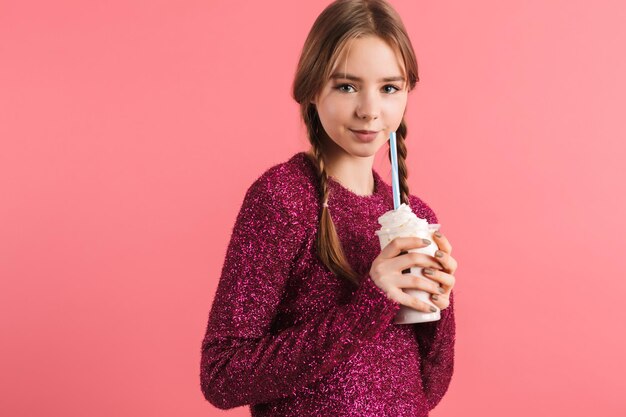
[369, 236, 445, 313]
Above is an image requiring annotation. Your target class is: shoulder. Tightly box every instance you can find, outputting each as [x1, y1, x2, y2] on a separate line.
[244, 152, 319, 218]
[408, 193, 439, 224]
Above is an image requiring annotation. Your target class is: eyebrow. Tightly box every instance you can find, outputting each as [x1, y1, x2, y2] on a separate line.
[330, 73, 406, 83]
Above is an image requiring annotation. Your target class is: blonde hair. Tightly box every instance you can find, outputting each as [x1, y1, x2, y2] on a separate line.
[292, 0, 419, 286]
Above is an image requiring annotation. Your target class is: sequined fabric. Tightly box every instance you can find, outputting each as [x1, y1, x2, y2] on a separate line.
[200, 152, 455, 417]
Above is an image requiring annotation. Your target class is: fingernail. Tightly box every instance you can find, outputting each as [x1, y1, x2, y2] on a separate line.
[430, 306, 437, 312]
[422, 238, 431, 245]
[438, 286, 445, 294]
[423, 268, 434, 275]
[431, 294, 439, 301]
[434, 231, 442, 238]
[435, 250, 444, 258]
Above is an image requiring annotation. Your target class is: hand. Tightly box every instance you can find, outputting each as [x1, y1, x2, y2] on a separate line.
[369, 236, 448, 313]
[424, 231, 457, 311]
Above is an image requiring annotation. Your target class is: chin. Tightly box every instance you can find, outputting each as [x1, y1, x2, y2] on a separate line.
[347, 146, 383, 159]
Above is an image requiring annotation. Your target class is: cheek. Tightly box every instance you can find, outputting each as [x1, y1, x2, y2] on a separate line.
[384, 96, 408, 123]
[319, 99, 349, 127]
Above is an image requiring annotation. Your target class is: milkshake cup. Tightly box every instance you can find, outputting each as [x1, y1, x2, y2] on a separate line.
[375, 203, 441, 324]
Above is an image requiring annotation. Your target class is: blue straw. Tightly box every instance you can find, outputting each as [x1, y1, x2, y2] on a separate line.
[389, 131, 401, 210]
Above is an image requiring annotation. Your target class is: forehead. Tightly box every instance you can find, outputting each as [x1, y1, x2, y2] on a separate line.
[328, 35, 406, 79]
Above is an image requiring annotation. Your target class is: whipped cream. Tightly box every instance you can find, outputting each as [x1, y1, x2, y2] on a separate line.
[376, 203, 429, 232]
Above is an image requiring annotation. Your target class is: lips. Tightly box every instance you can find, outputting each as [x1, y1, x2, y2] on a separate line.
[350, 129, 379, 142]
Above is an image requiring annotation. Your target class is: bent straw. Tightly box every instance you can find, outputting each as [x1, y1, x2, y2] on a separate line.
[389, 131, 401, 210]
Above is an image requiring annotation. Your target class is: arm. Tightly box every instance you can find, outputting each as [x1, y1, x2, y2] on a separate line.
[199, 176, 400, 409]
[414, 290, 456, 411]
[412, 203, 457, 411]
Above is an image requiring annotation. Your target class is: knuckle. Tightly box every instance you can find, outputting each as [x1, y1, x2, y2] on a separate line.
[412, 275, 422, 287]
[448, 275, 456, 287]
[371, 263, 383, 277]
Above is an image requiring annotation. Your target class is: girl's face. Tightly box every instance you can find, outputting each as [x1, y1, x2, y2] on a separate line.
[312, 35, 409, 161]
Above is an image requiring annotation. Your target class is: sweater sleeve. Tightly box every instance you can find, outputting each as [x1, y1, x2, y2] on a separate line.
[412, 203, 457, 411]
[199, 175, 400, 410]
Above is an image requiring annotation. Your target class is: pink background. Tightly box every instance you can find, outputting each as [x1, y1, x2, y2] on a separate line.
[1, 1, 625, 416]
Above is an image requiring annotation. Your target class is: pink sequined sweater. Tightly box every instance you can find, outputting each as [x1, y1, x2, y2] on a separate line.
[200, 152, 455, 417]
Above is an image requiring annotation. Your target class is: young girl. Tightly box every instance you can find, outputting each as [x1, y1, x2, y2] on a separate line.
[200, 0, 457, 415]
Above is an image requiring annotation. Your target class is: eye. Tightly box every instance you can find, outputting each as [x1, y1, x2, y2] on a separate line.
[383, 84, 401, 94]
[335, 84, 356, 93]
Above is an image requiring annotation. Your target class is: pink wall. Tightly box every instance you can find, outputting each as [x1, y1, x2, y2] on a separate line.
[1, 1, 625, 416]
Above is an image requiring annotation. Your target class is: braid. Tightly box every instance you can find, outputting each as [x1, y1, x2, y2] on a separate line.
[391, 119, 411, 205]
[308, 121, 360, 287]
[312, 144, 330, 205]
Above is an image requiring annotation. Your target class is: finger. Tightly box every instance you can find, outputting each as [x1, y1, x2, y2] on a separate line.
[432, 230, 452, 255]
[381, 236, 432, 259]
[422, 267, 456, 289]
[393, 273, 445, 295]
[430, 293, 450, 310]
[389, 287, 439, 314]
[433, 250, 458, 274]
[387, 251, 445, 274]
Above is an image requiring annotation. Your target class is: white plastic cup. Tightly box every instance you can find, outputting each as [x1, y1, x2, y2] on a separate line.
[375, 224, 441, 324]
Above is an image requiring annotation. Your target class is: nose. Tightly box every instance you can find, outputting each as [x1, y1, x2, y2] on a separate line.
[355, 90, 380, 120]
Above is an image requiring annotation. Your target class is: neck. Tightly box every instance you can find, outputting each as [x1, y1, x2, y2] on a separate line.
[305, 145, 375, 197]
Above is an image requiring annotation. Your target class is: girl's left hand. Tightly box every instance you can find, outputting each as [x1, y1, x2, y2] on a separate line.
[423, 231, 457, 311]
